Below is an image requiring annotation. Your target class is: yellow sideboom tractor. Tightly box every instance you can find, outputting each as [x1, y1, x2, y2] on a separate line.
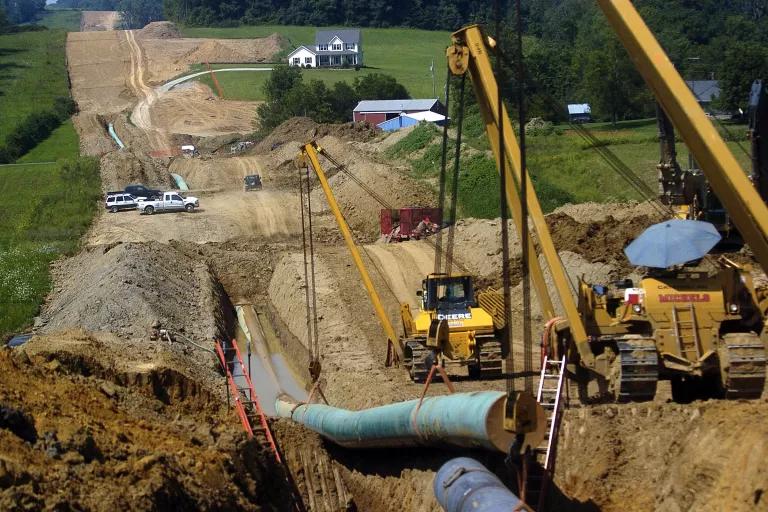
[577, 263, 767, 401]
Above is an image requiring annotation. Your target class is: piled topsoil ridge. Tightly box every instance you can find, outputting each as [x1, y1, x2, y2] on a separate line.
[137, 21, 182, 39]
[255, 117, 381, 153]
[40, 241, 232, 344]
[554, 400, 768, 512]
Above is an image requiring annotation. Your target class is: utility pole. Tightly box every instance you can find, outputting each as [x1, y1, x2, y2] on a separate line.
[431, 58, 436, 98]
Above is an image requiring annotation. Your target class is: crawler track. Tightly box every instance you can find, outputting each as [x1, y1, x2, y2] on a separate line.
[611, 337, 659, 402]
[720, 332, 767, 399]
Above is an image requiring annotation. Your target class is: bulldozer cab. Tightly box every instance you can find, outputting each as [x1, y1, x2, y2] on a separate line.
[420, 274, 475, 314]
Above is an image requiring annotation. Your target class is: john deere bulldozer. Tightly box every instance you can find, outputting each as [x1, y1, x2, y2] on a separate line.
[400, 273, 503, 381]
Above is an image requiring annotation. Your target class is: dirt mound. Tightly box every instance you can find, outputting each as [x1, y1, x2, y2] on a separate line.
[39, 242, 231, 344]
[554, 400, 768, 512]
[178, 40, 250, 64]
[308, 135, 435, 238]
[137, 21, 181, 39]
[256, 117, 381, 152]
[0, 345, 291, 511]
[20, 329, 221, 406]
[551, 200, 664, 223]
[547, 211, 655, 277]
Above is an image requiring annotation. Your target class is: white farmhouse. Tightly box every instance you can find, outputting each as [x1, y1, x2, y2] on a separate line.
[287, 29, 363, 68]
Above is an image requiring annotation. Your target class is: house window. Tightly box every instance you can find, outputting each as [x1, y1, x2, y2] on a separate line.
[332, 43, 342, 51]
[331, 55, 341, 66]
[305, 57, 312, 64]
[345, 43, 355, 51]
[318, 44, 328, 51]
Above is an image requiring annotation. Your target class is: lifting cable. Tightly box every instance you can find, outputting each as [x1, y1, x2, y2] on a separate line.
[307, 148, 403, 307]
[434, 71, 453, 274]
[445, 75, 467, 276]
[494, 2, 515, 396]
[513, 0, 534, 394]
[493, 49, 671, 218]
[320, 144, 473, 275]
[298, 163, 321, 380]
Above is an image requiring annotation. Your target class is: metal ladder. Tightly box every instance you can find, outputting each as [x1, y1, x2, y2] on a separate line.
[672, 303, 701, 360]
[524, 356, 567, 510]
[214, 339, 282, 463]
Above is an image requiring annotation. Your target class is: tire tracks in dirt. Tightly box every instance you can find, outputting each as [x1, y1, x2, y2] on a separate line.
[125, 29, 171, 151]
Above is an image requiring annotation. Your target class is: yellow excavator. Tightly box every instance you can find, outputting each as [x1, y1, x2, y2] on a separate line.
[446, 0, 768, 402]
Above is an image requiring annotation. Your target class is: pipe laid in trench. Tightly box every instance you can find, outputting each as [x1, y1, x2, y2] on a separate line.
[275, 391, 516, 452]
[434, 457, 523, 512]
[107, 123, 125, 149]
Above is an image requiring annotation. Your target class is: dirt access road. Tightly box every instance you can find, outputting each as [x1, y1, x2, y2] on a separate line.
[88, 190, 303, 244]
[80, 11, 121, 31]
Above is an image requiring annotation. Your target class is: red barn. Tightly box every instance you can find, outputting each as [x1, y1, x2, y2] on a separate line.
[353, 99, 446, 124]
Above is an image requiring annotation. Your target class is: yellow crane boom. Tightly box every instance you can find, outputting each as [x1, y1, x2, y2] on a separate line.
[596, 0, 768, 274]
[297, 141, 404, 365]
[447, 25, 594, 367]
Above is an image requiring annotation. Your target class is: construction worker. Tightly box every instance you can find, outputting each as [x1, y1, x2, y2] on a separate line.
[414, 216, 436, 239]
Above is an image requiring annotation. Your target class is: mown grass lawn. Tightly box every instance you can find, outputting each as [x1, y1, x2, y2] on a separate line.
[182, 25, 450, 100]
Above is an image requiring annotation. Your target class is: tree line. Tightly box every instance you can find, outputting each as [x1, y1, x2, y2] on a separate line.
[163, 0, 768, 123]
[257, 67, 408, 132]
[163, 0, 497, 30]
[0, 0, 45, 25]
[501, 0, 768, 122]
[0, 98, 77, 163]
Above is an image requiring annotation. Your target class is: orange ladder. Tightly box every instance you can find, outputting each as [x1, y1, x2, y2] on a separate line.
[214, 338, 281, 462]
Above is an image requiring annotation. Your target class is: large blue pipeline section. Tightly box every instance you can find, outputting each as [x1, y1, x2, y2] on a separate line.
[107, 123, 125, 149]
[274, 391, 515, 452]
[434, 457, 523, 512]
[171, 173, 190, 191]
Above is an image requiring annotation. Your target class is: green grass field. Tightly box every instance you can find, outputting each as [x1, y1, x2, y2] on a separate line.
[182, 25, 450, 100]
[0, 9, 104, 338]
[0, 157, 101, 338]
[0, 25, 71, 144]
[16, 120, 80, 163]
[36, 9, 82, 31]
[390, 119, 753, 217]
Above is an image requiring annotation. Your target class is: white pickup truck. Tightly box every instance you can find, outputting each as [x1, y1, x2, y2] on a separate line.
[137, 192, 199, 215]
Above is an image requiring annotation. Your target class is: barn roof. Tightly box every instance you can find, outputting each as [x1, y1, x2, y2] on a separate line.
[354, 99, 440, 113]
[685, 80, 720, 103]
[567, 103, 591, 115]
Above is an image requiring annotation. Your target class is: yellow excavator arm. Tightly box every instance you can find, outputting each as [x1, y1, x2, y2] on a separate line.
[448, 3, 768, 370]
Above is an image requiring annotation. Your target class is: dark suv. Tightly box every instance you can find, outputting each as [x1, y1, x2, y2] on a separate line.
[125, 184, 162, 200]
[244, 175, 262, 191]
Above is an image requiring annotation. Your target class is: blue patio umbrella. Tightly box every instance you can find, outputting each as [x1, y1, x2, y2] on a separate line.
[624, 219, 721, 268]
